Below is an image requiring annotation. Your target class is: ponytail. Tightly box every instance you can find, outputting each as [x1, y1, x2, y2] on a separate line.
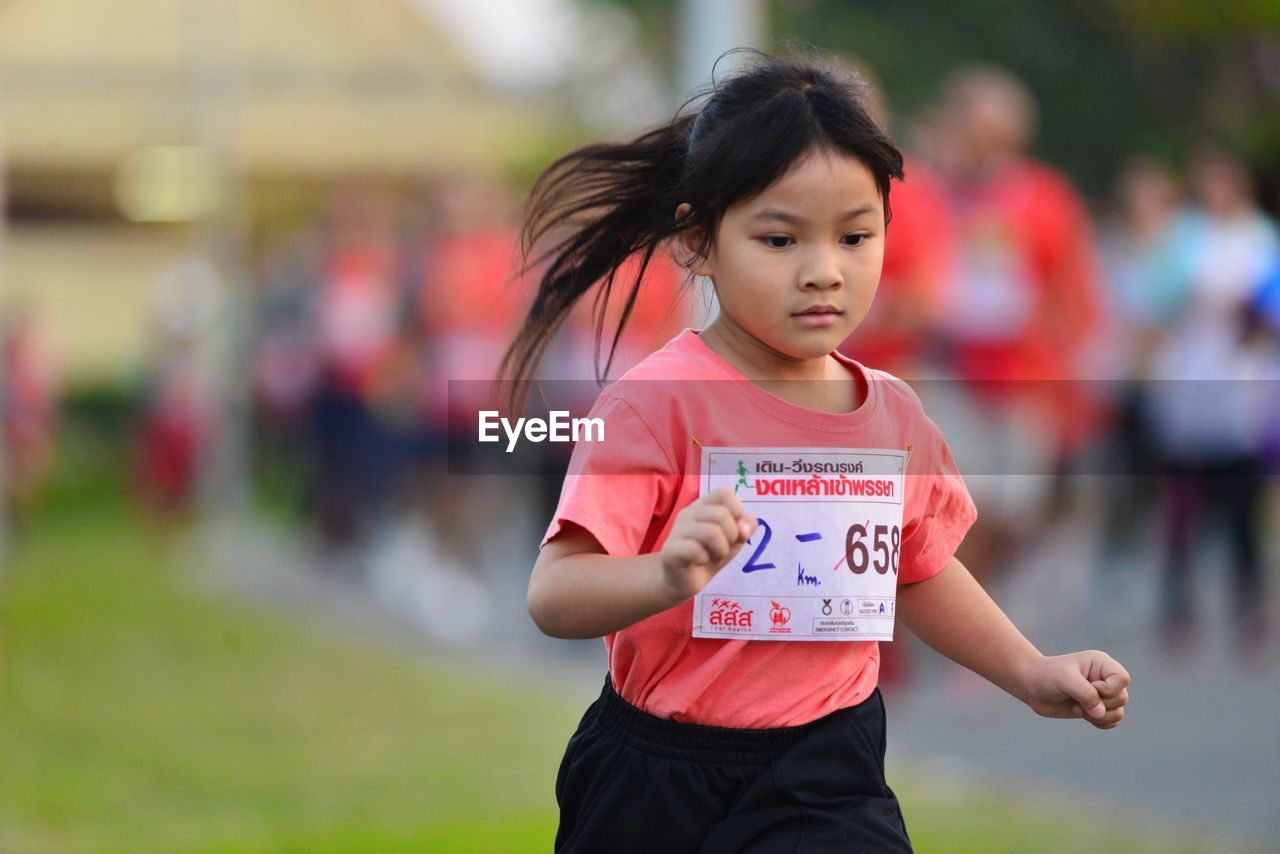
[499, 114, 696, 409]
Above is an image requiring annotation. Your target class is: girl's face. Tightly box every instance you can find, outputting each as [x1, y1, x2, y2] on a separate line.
[685, 148, 886, 368]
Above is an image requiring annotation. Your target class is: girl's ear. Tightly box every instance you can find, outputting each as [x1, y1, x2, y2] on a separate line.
[674, 203, 713, 278]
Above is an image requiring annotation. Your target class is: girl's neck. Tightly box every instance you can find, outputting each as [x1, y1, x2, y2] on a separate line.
[699, 320, 864, 415]
[700, 319, 830, 382]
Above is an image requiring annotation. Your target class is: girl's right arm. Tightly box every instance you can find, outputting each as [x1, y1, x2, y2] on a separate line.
[527, 488, 757, 639]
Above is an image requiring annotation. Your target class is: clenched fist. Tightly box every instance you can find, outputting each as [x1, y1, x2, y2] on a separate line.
[1021, 650, 1131, 730]
[659, 487, 758, 602]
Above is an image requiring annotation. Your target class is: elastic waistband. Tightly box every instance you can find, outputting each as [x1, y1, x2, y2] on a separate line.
[593, 673, 870, 765]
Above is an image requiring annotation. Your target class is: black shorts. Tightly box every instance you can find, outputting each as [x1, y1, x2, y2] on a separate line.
[554, 673, 912, 853]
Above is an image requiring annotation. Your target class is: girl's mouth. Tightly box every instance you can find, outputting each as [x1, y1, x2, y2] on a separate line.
[791, 306, 843, 328]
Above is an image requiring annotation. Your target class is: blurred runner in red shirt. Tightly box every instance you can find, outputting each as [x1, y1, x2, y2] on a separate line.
[415, 172, 527, 431]
[849, 155, 954, 378]
[928, 66, 1108, 578]
[834, 64, 955, 379]
[410, 171, 529, 602]
[832, 63, 957, 687]
[4, 304, 60, 515]
[311, 184, 409, 548]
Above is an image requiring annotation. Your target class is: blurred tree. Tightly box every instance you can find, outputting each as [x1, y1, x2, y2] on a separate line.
[1107, 0, 1280, 207]
[578, 0, 1280, 202]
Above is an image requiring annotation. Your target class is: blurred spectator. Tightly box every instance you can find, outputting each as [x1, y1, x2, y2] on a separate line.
[1101, 158, 1196, 376]
[836, 60, 956, 381]
[252, 230, 326, 520]
[255, 182, 412, 555]
[133, 258, 221, 525]
[840, 152, 954, 688]
[3, 302, 61, 517]
[254, 239, 323, 438]
[1257, 262, 1280, 335]
[1253, 262, 1280, 467]
[323, 167, 532, 643]
[1144, 146, 1280, 653]
[925, 65, 1108, 580]
[834, 59, 957, 687]
[1094, 158, 1195, 576]
[416, 170, 526, 434]
[842, 154, 954, 380]
[308, 183, 411, 552]
[411, 170, 527, 568]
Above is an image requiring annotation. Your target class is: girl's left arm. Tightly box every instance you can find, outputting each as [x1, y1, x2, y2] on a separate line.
[896, 556, 1131, 729]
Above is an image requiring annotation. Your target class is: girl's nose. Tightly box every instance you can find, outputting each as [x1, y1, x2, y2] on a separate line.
[801, 248, 843, 290]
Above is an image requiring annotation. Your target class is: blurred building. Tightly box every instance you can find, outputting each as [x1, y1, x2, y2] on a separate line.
[0, 0, 551, 385]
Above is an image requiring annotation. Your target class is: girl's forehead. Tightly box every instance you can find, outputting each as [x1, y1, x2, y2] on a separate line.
[737, 150, 882, 215]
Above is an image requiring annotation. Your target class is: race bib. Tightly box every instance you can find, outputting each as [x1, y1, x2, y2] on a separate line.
[692, 447, 907, 642]
[943, 225, 1036, 340]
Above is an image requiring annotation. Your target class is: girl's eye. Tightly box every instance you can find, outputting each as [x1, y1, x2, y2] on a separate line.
[762, 235, 794, 248]
[842, 234, 868, 246]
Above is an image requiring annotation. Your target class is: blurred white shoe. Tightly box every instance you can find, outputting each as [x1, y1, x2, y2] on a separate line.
[369, 518, 493, 646]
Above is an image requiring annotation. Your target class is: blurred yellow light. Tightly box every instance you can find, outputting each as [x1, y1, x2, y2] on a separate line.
[114, 145, 223, 223]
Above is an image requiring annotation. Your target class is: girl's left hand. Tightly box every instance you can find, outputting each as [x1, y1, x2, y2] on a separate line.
[1020, 651, 1131, 730]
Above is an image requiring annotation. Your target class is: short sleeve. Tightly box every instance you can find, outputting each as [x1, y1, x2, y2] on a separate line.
[540, 393, 680, 558]
[898, 415, 978, 585]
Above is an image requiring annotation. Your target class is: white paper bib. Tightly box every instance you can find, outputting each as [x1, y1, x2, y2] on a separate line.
[692, 447, 907, 642]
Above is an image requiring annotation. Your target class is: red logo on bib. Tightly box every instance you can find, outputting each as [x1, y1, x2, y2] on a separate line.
[769, 601, 792, 634]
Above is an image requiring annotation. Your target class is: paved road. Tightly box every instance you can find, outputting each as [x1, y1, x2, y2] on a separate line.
[197, 507, 1279, 850]
[881, 522, 1280, 850]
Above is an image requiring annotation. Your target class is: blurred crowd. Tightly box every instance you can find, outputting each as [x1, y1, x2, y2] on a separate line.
[10, 62, 1276, 661]
[860, 66, 1280, 665]
[841, 65, 1279, 674]
[241, 167, 692, 638]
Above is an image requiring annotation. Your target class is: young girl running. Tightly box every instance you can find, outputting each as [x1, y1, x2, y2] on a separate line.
[504, 52, 1131, 853]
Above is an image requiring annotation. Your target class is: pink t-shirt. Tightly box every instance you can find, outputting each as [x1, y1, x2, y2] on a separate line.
[541, 329, 977, 728]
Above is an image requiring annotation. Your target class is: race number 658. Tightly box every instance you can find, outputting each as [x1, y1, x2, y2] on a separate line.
[845, 523, 900, 575]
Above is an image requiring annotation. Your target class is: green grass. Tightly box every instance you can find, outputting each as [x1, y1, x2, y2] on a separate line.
[0, 486, 578, 852]
[0, 446, 1245, 852]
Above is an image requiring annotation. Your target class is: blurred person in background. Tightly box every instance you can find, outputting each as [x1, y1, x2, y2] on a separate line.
[833, 59, 957, 688]
[253, 227, 326, 521]
[1144, 146, 1280, 656]
[133, 258, 222, 528]
[1093, 158, 1196, 594]
[1253, 259, 1280, 470]
[3, 301, 61, 521]
[925, 65, 1107, 584]
[305, 182, 411, 560]
[393, 169, 527, 641]
[1257, 260, 1280, 336]
[413, 168, 524, 547]
[836, 60, 956, 383]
